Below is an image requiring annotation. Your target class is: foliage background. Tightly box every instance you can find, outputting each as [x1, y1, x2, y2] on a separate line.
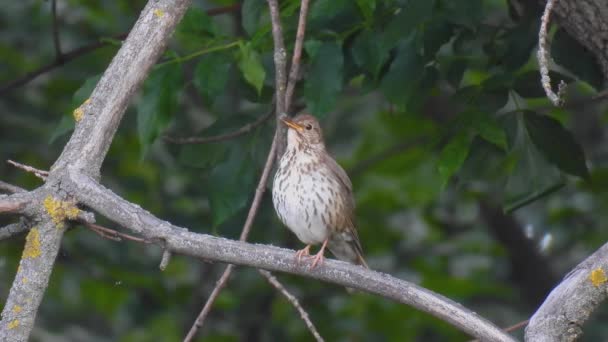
[1, 0, 608, 341]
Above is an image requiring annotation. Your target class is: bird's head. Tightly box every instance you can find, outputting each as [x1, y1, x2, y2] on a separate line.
[281, 114, 325, 149]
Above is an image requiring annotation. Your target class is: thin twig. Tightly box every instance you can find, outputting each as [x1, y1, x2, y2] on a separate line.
[184, 136, 279, 342]
[0, 222, 28, 240]
[7, 160, 49, 180]
[164, 110, 273, 144]
[260, 270, 324, 342]
[51, 0, 62, 59]
[184, 2, 314, 340]
[0, 181, 26, 194]
[284, 0, 311, 113]
[83, 222, 149, 244]
[0, 4, 241, 95]
[537, 0, 565, 106]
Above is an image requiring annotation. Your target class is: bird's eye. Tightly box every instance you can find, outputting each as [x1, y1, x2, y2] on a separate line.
[305, 124, 313, 130]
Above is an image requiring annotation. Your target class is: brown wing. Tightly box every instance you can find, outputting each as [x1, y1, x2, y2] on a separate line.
[322, 153, 366, 266]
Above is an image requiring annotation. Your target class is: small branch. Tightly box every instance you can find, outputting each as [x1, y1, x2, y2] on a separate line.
[0, 192, 32, 215]
[0, 4, 241, 95]
[284, 0, 311, 113]
[184, 134, 279, 341]
[259, 270, 324, 342]
[0, 180, 26, 194]
[68, 170, 516, 342]
[164, 109, 273, 144]
[526, 242, 608, 341]
[537, 0, 566, 106]
[51, 0, 62, 59]
[83, 221, 149, 244]
[0, 222, 28, 240]
[267, 0, 289, 158]
[160, 249, 172, 270]
[7, 160, 49, 181]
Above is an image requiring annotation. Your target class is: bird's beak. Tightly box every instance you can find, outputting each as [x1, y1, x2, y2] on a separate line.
[281, 117, 304, 131]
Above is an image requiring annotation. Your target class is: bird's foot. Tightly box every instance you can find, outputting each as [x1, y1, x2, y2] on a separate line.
[295, 245, 312, 264]
[309, 238, 329, 269]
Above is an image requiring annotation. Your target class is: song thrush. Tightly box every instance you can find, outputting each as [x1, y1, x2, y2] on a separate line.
[272, 113, 367, 269]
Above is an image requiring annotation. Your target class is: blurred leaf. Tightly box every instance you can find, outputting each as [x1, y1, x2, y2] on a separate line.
[50, 74, 101, 143]
[503, 113, 564, 212]
[137, 64, 182, 154]
[523, 111, 589, 179]
[355, 0, 376, 21]
[304, 41, 343, 116]
[383, 0, 435, 49]
[513, 70, 573, 98]
[352, 29, 388, 78]
[176, 8, 215, 38]
[206, 144, 256, 227]
[242, 0, 264, 36]
[304, 39, 322, 58]
[237, 42, 266, 96]
[465, 111, 507, 150]
[498, 17, 539, 70]
[443, 0, 482, 30]
[193, 53, 231, 102]
[423, 19, 454, 58]
[438, 130, 472, 188]
[552, 28, 603, 89]
[380, 38, 426, 111]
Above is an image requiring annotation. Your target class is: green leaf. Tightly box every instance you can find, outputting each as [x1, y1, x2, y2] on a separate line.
[443, 0, 482, 30]
[237, 42, 266, 96]
[206, 144, 256, 227]
[438, 131, 473, 188]
[380, 39, 426, 111]
[242, 0, 264, 36]
[304, 39, 322, 59]
[50, 74, 101, 143]
[352, 29, 388, 78]
[523, 111, 589, 179]
[503, 113, 564, 212]
[177, 8, 215, 38]
[355, 0, 376, 21]
[137, 64, 182, 154]
[383, 0, 435, 49]
[193, 54, 231, 102]
[304, 41, 344, 116]
[552, 28, 603, 89]
[467, 111, 507, 150]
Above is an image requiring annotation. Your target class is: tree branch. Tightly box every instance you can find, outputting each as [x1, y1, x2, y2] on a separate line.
[537, 0, 566, 106]
[259, 270, 323, 341]
[67, 169, 516, 342]
[0, 181, 26, 194]
[50, 0, 193, 179]
[267, 0, 289, 159]
[163, 109, 273, 144]
[50, 0, 62, 60]
[0, 1, 193, 340]
[0, 4, 241, 96]
[284, 0, 311, 113]
[0, 221, 28, 240]
[526, 241, 608, 341]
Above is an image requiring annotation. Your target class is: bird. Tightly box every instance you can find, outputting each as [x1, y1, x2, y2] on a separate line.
[272, 113, 367, 269]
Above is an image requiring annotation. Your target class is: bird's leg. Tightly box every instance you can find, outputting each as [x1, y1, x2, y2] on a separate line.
[310, 238, 329, 269]
[295, 245, 312, 264]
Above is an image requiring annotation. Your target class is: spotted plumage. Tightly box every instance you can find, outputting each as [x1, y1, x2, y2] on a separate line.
[272, 114, 367, 268]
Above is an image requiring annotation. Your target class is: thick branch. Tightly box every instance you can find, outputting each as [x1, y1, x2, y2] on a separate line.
[0, 217, 66, 341]
[68, 170, 516, 342]
[546, 0, 608, 81]
[50, 0, 193, 179]
[526, 241, 608, 341]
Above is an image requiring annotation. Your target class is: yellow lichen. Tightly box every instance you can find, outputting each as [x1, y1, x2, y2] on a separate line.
[7, 320, 19, 329]
[21, 277, 27, 284]
[589, 268, 607, 287]
[43, 195, 80, 228]
[153, 9, 164, 18]
[22, 228, 41, 259]
[72, 98, 91, 122]
[12, 305, 22, 314]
